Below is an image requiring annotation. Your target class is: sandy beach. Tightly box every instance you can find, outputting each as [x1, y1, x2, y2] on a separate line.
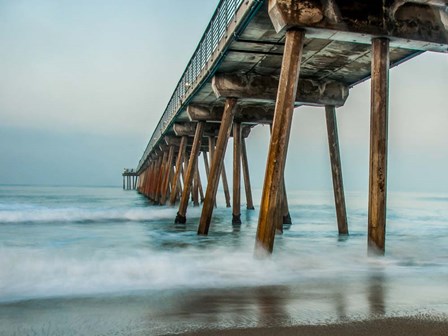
[176, 317, 448, 336]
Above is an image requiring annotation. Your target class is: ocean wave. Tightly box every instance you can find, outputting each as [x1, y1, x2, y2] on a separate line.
[0, 206, 178, 223]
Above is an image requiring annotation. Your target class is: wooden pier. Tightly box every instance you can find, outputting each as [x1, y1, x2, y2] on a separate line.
[130, 0, 447, 255]
[122, 168, 138, 190]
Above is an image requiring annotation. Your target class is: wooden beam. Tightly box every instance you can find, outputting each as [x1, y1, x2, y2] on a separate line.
[255, 29, 305, 255]
[198, 98, 237, 235]
[169, 136, 187, 205]
[221, 164, 231, 208]
[196, 160, 205, 203]
[268, 0, 447, 52]
[212, 74, 349, 107]
[368, 38, 390, 255]
[232, 122, 242, 224]
[155, 151, 168, 204]
[241, 137, 255, 210]
[160, 145, 175, 205]
[207, 138, 217, 208]
[325, 105, 349, 235]
[176, 122, 205, 223]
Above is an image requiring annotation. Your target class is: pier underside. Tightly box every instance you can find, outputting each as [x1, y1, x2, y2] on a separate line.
[135, 0, 447, 255]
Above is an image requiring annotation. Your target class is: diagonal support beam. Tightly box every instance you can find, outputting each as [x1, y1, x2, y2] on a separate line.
[325, 105, 348, 235]
[255, 29, 305, 255]
[175, 122, 205, 223]
[198, 98, 237, 235]
[169, 136, 187, 205]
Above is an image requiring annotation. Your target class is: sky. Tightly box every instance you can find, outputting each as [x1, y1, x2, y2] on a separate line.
[0, 0, 447, 192]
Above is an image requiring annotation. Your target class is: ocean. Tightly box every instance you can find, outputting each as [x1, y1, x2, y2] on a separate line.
[0, 185, 447, 335]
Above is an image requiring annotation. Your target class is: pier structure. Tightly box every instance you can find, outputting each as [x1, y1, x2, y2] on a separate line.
[122, 169, 138, 190]
[132, 0, 447, 255]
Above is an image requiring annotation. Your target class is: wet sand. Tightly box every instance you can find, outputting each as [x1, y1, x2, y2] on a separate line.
[177, 317, 448, 336]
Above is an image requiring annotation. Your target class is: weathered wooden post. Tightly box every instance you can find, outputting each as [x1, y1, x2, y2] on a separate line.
[160, 145, 175, 205]
[175, 122, 205, 223]
[221, 165, 231, 208]
[198, 98, 237, 235]
[255, 29, 305, 254]
[192, 163, 199, 206]
[241, 137, 255, 210]
[154, 151, 168, 204]
[196, 162, 205, 203]
[170, 136, 187, 205]
[281, 179, 292, 224]
[232, 122, 242, 224]
[368, 38, 390, 255]
[207, 136, 218, 208]
[122, 175, 125, 190]
[325, 105, 349, 235]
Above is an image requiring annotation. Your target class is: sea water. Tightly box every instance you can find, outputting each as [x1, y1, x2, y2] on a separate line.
[0, 185, 447, 335]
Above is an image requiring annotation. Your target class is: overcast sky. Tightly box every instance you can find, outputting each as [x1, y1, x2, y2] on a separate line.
[0, 0, 447, 192]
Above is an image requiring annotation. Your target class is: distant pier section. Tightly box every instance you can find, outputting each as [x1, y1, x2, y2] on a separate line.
[122, 169, 138, 190]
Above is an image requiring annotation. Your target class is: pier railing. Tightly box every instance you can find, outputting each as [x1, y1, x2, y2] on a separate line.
[136, 0, 263, 173]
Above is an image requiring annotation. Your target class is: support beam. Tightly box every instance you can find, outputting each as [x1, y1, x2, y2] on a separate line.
[176, 122, 205, 223]
[267, 0, 448, 52]
[169, 136, 187, 205]
[193, 161, 200, 207]
[325, 105, 349, 235]
[221, 163, 231, 208]
[198, 98, 237, 235]
[196, 161, 205, 203]
[282, 179, 292, 224]
[241, 137, 255, 210]
[232, 122, 242, 224]
[255, 29, 305, 255]
[368, 38, 390, 255]
[212, 74, 349, 107]
[160, 145, 175, 205]
[207, 138, 217, 208]
[155, 151, 168, 204]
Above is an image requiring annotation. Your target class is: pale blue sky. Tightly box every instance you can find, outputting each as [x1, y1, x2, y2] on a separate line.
[0, 0, 447, 192]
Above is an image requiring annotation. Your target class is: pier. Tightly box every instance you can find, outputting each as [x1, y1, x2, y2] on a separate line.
[131, 0, 447, 255]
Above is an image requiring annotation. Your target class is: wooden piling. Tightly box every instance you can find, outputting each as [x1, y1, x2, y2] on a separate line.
[221, 165, 231, 208]
[241, 137, 255, 210]
[152, 156, 163, 202]
[160, 145, 174, 205]
[325, 105, 349, 235]
[193, 161, 200, 207]
[203, 150, 210, 178]
[282, 179, 292, 224]
[208, 137, 217, 208]
[198, 98, 236, 235]
[255, 29, 305, 254]
[155, 151, 168, 204]
[176, 122, 205, 223]
[123, 176, 125, 190]
[170, 136, 187, 205]
[368, 38, 390, 255]
[197, 162, 205, 203]
[232, 122, 242, 224]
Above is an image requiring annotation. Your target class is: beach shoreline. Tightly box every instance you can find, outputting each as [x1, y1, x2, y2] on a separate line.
[174, 316, 448, 336]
